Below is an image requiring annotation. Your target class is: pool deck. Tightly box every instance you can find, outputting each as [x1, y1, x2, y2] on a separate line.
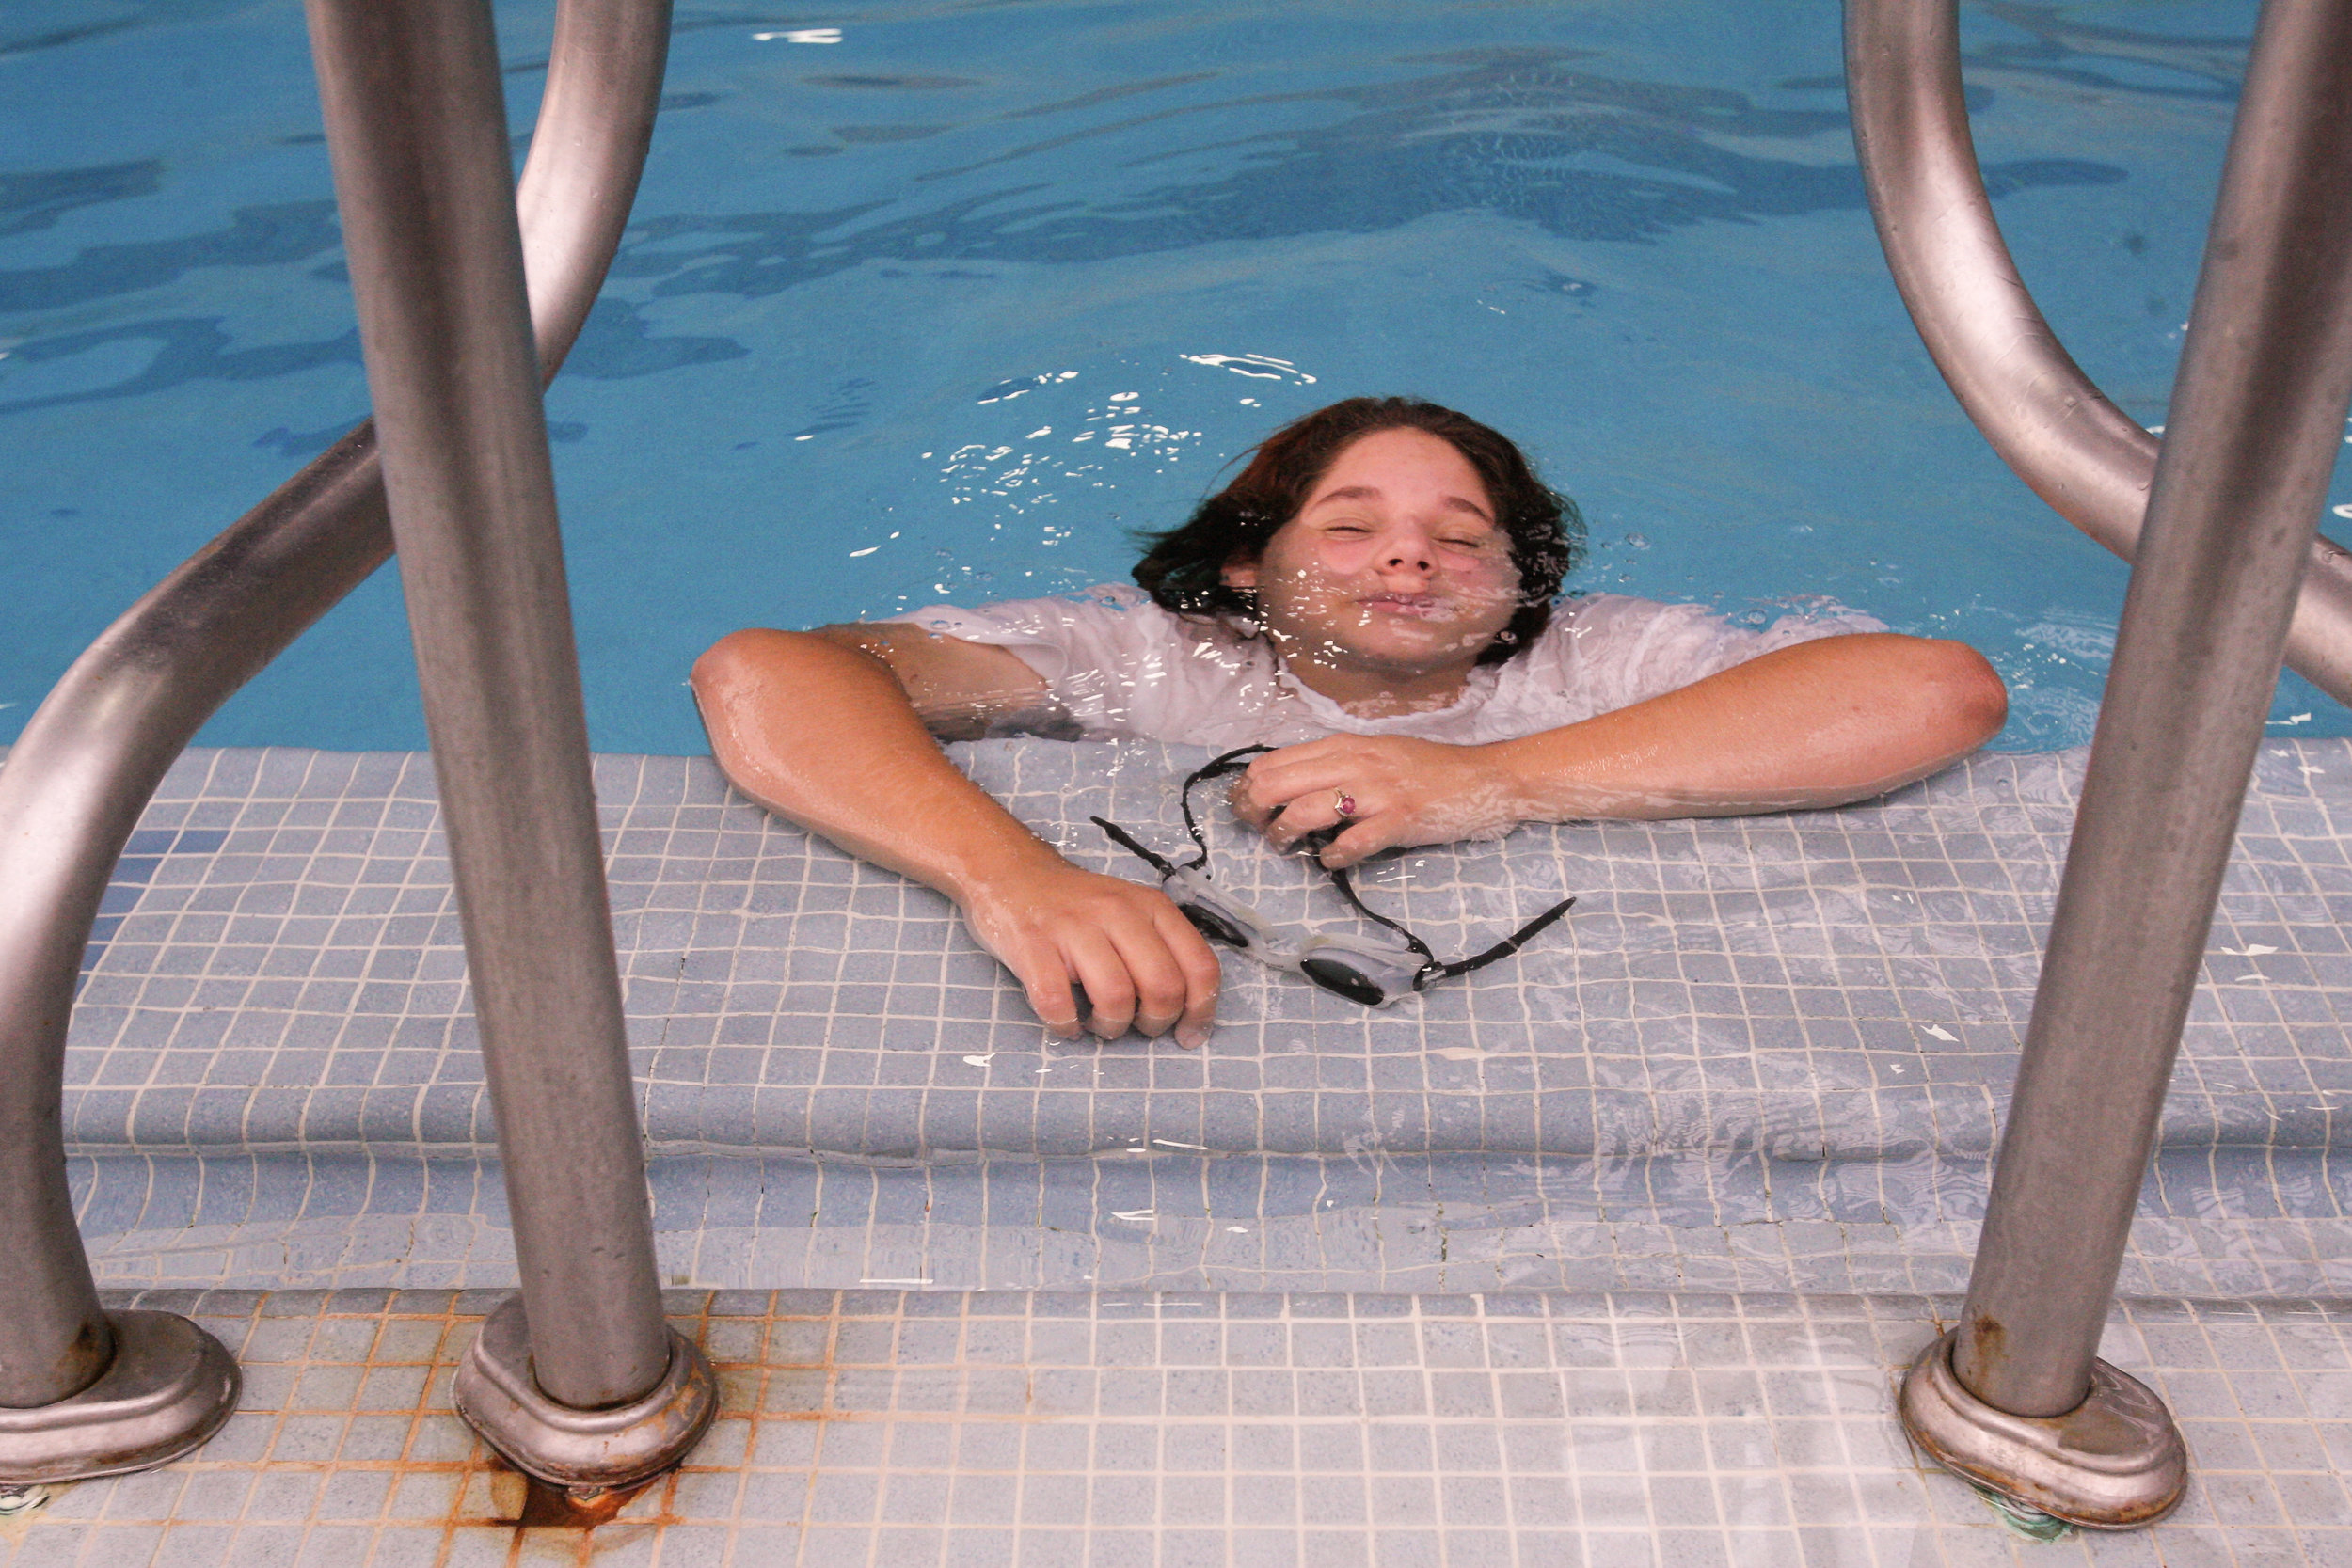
[7, 736, 2352, 1562]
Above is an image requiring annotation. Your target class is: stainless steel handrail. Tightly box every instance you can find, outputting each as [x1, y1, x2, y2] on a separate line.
[1856, 0, 2352, 1528]
[0, 0, 668, 1429]
[306, 0, 709, 1481]
[1846, 0, 2352, 706]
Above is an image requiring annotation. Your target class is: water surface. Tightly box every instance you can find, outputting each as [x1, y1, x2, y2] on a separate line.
[4, 0, 2332, 753]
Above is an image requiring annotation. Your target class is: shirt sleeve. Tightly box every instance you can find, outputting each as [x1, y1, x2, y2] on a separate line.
[882, 585, 1184, 736]
[1534, 594, 1889, 716]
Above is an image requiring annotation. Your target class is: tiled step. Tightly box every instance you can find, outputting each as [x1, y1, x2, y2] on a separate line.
[5, 1287, 2344, 1566]
[72, 1148, 2352, 1300]
[51, 739, 2352, 1306]
[60, 740, 2352, 1168]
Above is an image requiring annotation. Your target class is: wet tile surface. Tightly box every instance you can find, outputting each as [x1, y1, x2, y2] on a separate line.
[65, 1145, 2352, 1301]
[16, 740, 2350, 1558]
[56, 740, 2352, 1297]
[5, 1289, 2344, 1566]
[70, 740, 2352, 1161]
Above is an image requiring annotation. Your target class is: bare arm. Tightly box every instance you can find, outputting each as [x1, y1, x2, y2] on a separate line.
[1233, 633, 2010, 865]
[691, 626, 1220, 1046]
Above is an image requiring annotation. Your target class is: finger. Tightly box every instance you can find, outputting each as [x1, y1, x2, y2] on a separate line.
[1263, 788, 1352, 852]
[1011, 943, 1085, 1038]
[1063, 929, 1138, 1040]
[1107, 917, 1192, 1040]
[1239, 751, 1333, 806]
[1317, 817, 1400, 871]
[1225, 774, 1276, 830]
[1229, 754, 1344, 828]
[1243, 753, 1369, 825]
[1152, 903, 1223, 1050]
[1253, 736, 1349, 771]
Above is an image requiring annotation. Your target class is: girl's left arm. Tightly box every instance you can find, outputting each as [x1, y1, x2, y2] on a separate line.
[1229, 633, 2009, 867]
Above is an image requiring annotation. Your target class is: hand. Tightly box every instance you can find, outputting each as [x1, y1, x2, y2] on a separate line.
[956, 859, 1222, 1048]
[1227, 735, 1526, 868]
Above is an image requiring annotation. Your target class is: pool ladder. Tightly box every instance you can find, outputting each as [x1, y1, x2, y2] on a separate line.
[0, 0, 713, 1491]
[1848, 0, 2352, 1527]
[0, 0, 2349, 1529]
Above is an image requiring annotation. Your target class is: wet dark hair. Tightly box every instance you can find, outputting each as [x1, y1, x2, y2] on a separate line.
[1132, 397, 1581, 664]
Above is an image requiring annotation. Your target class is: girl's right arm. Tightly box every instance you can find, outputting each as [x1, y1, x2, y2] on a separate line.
[690, 626, 1220, 1048]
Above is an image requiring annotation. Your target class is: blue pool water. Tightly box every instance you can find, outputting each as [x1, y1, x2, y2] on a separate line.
[3, 0, 2342, 755]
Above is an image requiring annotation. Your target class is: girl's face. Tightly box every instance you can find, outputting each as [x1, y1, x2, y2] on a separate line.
[1220, 427, 1522, 687]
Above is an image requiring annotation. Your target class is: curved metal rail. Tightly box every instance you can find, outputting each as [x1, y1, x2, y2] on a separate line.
[308, 0, 709, 1472]
[1845, 0, 2352, 705]
[0, 0, 672, 1410]
[1855, 0, 2352, 1528]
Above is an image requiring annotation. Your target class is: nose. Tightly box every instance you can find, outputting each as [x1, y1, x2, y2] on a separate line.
[1379, 531, 1435, 575]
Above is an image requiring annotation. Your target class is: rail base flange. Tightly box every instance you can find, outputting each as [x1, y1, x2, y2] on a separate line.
[453, 1296, 715, 1491]
[1899, 1327, 2187, 1528]
[0, 1310, 240, 1484]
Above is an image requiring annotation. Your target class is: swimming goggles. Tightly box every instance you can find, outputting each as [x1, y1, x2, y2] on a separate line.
[1090, 745, 1575, 1007]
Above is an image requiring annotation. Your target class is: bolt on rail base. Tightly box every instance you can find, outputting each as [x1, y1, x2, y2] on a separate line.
[1899, 1328, 2186, 1528]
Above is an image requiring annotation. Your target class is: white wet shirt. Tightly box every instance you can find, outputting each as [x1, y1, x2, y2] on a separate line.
[888, 585, 1886, 751]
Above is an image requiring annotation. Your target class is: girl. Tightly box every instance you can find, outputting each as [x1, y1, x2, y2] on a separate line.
[693, 398, 2006, 1049]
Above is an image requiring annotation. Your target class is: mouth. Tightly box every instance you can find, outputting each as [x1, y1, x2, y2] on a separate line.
[1357, 592, 1448, 620]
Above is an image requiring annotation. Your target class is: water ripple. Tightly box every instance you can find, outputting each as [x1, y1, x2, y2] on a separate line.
[621, 48, 2120, 305]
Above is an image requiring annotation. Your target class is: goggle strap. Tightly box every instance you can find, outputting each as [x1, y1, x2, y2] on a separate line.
[1090, 816, 1181, 877]
[1435, 895, 1578, 979]
[1326, 863, 1440, 969]
[1120, 745, 1578, 993]
[1181, 744, 1275, 865]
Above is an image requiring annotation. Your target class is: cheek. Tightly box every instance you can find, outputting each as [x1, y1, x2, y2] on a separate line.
[1452, 558, 1522, 605]
[1263, 546, 1357, 596]
[1301, 540, 1373, 579]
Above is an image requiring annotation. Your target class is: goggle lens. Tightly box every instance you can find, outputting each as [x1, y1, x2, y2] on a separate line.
[1180, 902, 1251, 948]
[1297, 956, 1387, 1006]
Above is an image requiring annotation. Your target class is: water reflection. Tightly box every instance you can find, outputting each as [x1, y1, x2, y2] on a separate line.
[0, 284, 740, 422]
[0, 315, 358, 420]
[0, 161, 161, 241]
[0, 35, 2156, 417]
[0, 198, 337, 314]
[626, 48, 2121, 305]
[1968, 1, 2248, 102]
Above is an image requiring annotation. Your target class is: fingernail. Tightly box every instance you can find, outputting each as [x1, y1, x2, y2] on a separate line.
[1176, 1024, 1208, 1051]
